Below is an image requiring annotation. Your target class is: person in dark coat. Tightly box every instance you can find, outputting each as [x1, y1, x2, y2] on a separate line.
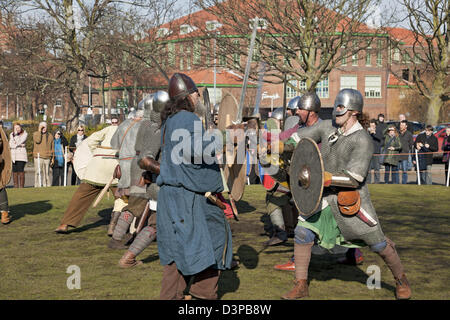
[367, 119, 383, 183]
[68, 126, 88, 185]
[156, 73, 233, 300]
[383, 125, 402, 184]
[442, 126, 450, 182]
[398, 120, 414, 184]
[414, 125, 438, 185]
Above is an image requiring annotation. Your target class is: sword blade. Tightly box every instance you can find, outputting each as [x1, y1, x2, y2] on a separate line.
[236, 18, 259, 124]
[252, 61, 266, 117]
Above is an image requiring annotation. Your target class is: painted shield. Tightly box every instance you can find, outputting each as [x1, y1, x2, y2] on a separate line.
[0, 128, 12, 188]
[73, 139, 93, 180]
[217, 93, 239, 131]
[289, 137, 324, 217]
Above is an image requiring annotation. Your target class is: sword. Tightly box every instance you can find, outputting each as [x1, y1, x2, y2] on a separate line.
[135, 201, 151, 234]
[235, 18, 259, 124]
[92, 176, 114, 208]
[252, 61, 267, 117]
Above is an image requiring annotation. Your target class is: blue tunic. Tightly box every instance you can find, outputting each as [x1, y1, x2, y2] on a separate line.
[156, 111, 233, 275]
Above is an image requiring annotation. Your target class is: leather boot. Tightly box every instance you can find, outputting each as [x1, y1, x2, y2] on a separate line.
[281, 279, 309, 300]
[395, 274, 411, 300]
[108, 233, 134, 249]
[1, 211, 11, 224]
[18, 172, 25, 188]
[107, 211, 121, 237]
[118, 251, 143, 268]
[13, 172, 18, 188]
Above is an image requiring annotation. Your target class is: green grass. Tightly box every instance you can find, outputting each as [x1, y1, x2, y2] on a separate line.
[0, 184, 449, 300]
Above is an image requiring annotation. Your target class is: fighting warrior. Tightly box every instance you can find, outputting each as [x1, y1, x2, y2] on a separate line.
[106, 109, 144, 237]
[109, 91, 169, 268]
[0, 126, 12, 225]
[55, 124, 126, 233]
[157, 73, 233, 300]
[282, 89, 411, 300]
[274, 92, 364, 271]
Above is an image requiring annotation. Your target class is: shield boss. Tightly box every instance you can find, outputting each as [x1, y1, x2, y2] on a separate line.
[289, 137, 324, 217]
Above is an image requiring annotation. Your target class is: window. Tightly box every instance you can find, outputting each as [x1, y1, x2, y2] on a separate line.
[393, 48, 400, 62]
[157, 28, 170, 38]
[292, 76, 329, 99]
[232, 39, 240, 68]
[402, 69, 409, 81]
[403, 52, 410, 64]
[286, 77, 300, 99]
[55, 99, 62, 106]
[168, 42, 175, 67]
[414, 54, 422, 64]
[206, 20, 222, 31]
[193, 40, 201, 65]
[340, 75, 357, 90]
[364, 76, 381, 98]
[315, 77, 329, 98]
[204, 40, 211, 65]
[366, 51, 371, 66]
[185, 45, 191, 70]
[352, 53, 358, 66]
[376, 50, 382, 66]
[252, 41, 261, 62]
[179, 44, 184, 70]
[180, 24, 198, 35]
[341, 48, 347, 66]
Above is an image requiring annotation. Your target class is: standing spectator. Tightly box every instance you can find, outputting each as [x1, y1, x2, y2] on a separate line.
[397, 114, 414, 133]
[377, 113, 387, 135]
[414, 125, 438, 185]
[442, 126, 450, 182]
[51, 130, 68, 186]
[9, 123, 28, 188]
[367, 119, 383, 183]
[383, 125, 402, 184]
[398, 120, 414, 184]
[68, 125, 87, 185]
[33, 122, 54, 187]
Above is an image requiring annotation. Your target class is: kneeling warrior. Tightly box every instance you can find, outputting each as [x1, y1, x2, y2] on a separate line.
[283, 89, 411, 300]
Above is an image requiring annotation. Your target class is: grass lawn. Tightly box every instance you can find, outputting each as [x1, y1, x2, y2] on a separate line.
[0, 184, 449, 300]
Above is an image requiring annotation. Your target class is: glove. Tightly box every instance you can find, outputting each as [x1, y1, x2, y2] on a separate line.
[323, 171, 333, 187]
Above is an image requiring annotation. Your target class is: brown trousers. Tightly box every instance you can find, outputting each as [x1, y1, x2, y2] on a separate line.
[60, 182, 116, 227]
[160, 262, 220, 300]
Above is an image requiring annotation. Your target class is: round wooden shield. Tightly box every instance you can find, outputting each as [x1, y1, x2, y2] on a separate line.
[217, 93, 239, 131]
[289, 137, 324, 217]
[73, 139, 92, 180]
[223, 151, 247, 202]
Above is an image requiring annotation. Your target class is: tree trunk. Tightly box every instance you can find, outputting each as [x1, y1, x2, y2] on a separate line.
[426, 74, 445, 126]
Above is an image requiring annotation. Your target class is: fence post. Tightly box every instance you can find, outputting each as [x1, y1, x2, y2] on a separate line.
[446, 161, 449, 187]
[37, 153, 42, 188]
[64, 146, 68, 186]
[415, 149, 420, 185]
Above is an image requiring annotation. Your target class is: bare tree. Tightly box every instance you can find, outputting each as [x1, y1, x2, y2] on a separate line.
[0, 0, 177, 131]
[193, 0, 392, 93]
[389, 0, 449, 125]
